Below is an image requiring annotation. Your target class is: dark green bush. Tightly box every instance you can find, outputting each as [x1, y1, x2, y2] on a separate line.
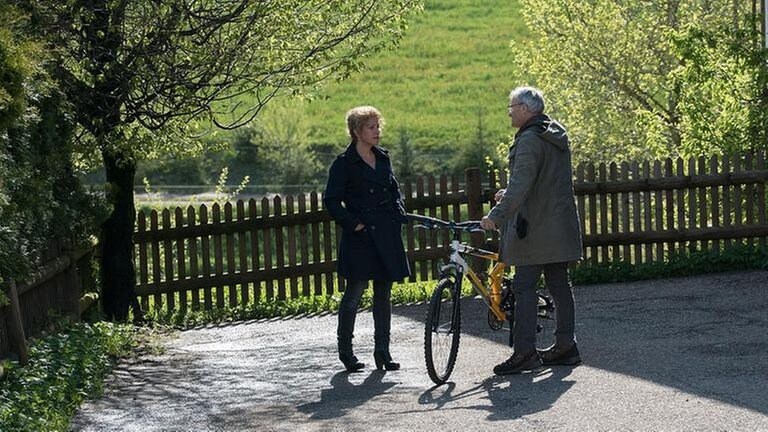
[0, 9, 105, 284]
[571, 244, 768, 286]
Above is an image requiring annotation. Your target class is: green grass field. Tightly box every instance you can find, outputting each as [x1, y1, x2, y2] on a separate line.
[260, 0, 530, 152]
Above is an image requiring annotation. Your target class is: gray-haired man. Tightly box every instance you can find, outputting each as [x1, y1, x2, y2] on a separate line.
[480, 86, 583, 375]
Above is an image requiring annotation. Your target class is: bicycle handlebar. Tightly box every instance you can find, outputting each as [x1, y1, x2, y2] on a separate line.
[406, 213, 485, 233]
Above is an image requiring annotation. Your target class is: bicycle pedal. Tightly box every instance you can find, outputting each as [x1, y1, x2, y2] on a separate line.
[487, 309, 504, 331]
[500, 288, 515, 312]
[477, 271, 489, 283]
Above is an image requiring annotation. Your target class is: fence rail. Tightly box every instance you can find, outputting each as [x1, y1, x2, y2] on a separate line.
[0, 238, 97, 360]
[131, 152, 767, 313]
[6, 152, 762, 359]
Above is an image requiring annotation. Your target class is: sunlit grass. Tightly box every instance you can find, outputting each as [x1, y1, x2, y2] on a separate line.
[255, 0, 530, 151]
[138, 277, 477, 328]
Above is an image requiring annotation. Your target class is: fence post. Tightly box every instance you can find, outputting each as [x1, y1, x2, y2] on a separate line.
[7, 279, 29, 365]
[66, 250, 81, 322]
[465, 167, 486, 273]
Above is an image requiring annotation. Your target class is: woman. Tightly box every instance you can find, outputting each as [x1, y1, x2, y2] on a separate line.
[323, 106, 411, 372]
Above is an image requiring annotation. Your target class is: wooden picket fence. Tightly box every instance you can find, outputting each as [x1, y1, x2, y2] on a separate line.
[133, 151, 768, 313]
[2, 151, 762, 359]
[132, 169, 492, 312]
[0, 238, 97, 361]
[572, 153, 768, 264]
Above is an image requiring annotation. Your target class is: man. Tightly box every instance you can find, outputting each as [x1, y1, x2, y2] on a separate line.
[480, 86, 583, 375]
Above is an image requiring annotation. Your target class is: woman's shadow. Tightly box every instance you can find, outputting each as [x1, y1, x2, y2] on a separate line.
[297, 370, 396, 420]
[418, 367, 575, 420]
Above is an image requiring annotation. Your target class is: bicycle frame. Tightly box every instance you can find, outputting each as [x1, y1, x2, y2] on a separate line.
[442, 238, 508, 323]
[408, 212, 512, 323]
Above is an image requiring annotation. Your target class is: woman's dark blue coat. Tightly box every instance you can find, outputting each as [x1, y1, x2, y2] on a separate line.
[323, 144, 411, 282]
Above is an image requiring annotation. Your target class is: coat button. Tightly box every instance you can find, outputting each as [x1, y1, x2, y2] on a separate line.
[370, 225, 376, 230]
[383, 187, 387, 191]
[369, 188, 374, 193]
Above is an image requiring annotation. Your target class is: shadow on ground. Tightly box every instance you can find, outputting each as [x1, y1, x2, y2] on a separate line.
[71, 271, 768, 431]
[415, 368, 575, 420]
[394, 270, 768, 416]
[297, 371, 395, 420]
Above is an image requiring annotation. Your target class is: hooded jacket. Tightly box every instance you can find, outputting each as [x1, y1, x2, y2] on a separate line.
[487, 114, 583, 266]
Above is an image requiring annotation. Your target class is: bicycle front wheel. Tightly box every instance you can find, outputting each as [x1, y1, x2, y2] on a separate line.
[424, 277, 462, 385]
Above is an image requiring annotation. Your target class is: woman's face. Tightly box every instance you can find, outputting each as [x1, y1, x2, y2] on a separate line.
[355, 118, 381, 147]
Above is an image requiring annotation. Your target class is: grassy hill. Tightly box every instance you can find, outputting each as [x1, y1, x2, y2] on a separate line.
[133, 0, 532, 187]
[261, 0, 530, 153]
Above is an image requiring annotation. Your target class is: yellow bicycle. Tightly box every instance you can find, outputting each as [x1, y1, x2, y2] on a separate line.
[409, 213, 555, 385]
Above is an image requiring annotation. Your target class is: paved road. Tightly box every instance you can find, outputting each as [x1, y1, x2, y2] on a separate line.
[72, 270, 768, 431]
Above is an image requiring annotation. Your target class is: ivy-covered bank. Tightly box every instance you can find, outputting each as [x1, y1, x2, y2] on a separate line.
[0, 322, 139, 432]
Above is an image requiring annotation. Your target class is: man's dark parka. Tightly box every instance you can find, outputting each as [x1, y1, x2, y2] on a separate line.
[487, 114, 583, 266]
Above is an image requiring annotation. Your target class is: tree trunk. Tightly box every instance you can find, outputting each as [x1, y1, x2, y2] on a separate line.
[100, 148, 138, 321]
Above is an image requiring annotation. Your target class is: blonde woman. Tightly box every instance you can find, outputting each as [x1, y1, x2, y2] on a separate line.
[323, 106, 410, 372]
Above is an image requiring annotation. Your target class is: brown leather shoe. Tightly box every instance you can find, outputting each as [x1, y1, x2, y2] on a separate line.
[493, 351, 542, 375]
[538, 343, 581, 366]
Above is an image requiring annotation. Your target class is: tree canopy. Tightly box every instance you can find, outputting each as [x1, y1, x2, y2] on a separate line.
[26, 0, 421, 158]
[14, 0, 422, 319]
[516, 0, 768, 163]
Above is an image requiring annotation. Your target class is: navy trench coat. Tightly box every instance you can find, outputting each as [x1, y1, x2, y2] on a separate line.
[323, 144, 411, 282]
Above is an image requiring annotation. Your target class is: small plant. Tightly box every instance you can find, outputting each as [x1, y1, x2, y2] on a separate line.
[214, 167, 250, 203]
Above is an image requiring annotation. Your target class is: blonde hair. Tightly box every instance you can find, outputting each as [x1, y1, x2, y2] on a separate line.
[345, 106, 385, 143]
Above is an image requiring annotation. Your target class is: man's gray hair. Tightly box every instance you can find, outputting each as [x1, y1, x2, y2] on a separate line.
[509, 86, 545, 114]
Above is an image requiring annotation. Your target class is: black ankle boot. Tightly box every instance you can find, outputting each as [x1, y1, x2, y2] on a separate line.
[339, 353, 365, 372]
[373, 351, 400, 371]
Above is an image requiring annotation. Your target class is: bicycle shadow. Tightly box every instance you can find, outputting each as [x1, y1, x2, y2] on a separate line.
[395, 270, 768, 416]
[296, 370, 395, 420]
[417, 367, 575, 420]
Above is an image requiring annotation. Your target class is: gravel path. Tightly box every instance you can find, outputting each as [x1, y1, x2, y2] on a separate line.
[72, 270, 768, 431]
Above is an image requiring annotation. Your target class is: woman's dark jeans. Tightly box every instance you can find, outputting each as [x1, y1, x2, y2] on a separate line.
[337, 279, 393, 356]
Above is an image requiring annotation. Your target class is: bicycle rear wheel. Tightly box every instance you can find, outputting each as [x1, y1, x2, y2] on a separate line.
[505, 290, 557, 350]
[536, 291, 556, 350]
[424, 277, 461, 385]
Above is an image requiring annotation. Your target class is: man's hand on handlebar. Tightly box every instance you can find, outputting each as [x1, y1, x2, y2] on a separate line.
[480, 216, 497, 231]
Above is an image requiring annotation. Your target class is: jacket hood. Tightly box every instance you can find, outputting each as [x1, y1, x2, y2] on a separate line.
[516, 114, 570, 151]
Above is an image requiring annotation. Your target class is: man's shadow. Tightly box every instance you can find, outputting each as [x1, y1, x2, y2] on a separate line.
[418, 367, 575, 420]
[297, 370, 396, 420]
